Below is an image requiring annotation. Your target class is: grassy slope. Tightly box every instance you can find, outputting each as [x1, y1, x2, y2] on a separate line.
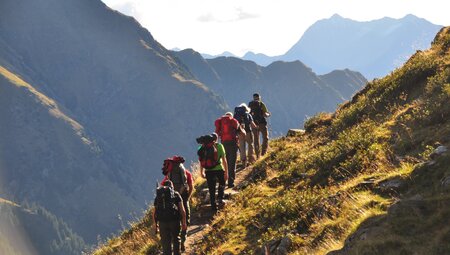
[93, 27, 450, 254]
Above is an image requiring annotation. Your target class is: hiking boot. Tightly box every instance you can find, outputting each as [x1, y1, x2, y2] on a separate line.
[228, 183, 235, 188]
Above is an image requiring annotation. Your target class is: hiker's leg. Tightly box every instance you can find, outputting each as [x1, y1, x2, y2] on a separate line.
[217, 170, 226, 202]
[246, 131, 255, 163]
[181, 192, 190, 225]
[223, 141, 237, 186]
[229, 142, 238, 186]
[205, 171, 217, 209]
[261, 124, 269, 155]
[253, 127, 260, 158]
[170, 221, 181, 255]
[239, 133, 247, 164]
[159, 222, 172, 255]
[181, 192, 190, 246]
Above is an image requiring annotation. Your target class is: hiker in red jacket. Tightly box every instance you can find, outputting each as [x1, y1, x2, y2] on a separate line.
[161, 158, 193, 252]
[215, 112, 239, 188]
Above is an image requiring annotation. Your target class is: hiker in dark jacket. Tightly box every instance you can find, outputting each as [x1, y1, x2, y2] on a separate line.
[234, 103, 257, 167]
[161, 161, 193, 252]
[215, 112, 239, 188]
[198, 133, 228, 211]
[249, 93, 271, 158]
[153, 180, 187, 255]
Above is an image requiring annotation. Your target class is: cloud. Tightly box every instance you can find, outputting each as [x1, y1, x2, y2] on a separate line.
[197, 7, 259, 23]
[235, 8, 259, 21]
[197, 13, 216, 22]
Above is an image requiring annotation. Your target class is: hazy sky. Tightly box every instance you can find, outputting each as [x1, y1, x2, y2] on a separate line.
[102, 0, 449, 56]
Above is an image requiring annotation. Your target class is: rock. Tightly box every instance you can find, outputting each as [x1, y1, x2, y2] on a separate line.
[441, 176, 450, 189]
[378, 177, 405, 193]
[257, 237, 292, 255]
[286, 129, 305, 137]
[430, 145, 448, 159]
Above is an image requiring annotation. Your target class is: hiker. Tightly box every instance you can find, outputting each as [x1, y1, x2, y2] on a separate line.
[161, 156, 193, 252]
[234, 103, 257, 167]
[153, 180, 187, 255]
[197, 133, 228, 211]
[214, 112, 239, 188]
[249, 93, 271, 158]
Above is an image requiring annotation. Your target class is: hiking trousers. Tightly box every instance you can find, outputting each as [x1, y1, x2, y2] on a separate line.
[253, 123, 269, 157]
[159, 220, 181, 255]
[181, 192, 190, 245]
[238, 131, 254, 165]
[205, 170, 225, 209]
[222, 140, 238, 186]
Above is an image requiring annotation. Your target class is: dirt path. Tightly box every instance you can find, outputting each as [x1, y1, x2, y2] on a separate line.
[183, 164, 255, 254]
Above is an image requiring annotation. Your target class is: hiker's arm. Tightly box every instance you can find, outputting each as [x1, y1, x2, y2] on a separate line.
[222, 155, 228, 181]
[200, 165, 206, 178]
[178, 201, 187, 231]
[262, 102, 270, 117]
[187, 175, 194, 198]
[152, 208, 159, 234]
[251, 120, 257, 129]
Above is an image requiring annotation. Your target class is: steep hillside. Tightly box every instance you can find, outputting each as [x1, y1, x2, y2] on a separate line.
[0, 66, 140, 242]
[195, 26, 450, 254]
[0, 198, 86, 255]
[97, 27, 450, 254]
[0, 0, 225, 243]
[173, 50, 367, 135]
[282, 14, 442, 79]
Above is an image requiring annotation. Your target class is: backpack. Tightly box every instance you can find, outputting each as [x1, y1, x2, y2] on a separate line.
[216, 116, 237, 141]
[234, 106, 251, 133]
[197, 142, 220, 169]
[154, 186, 179, 222]
[162, 156, 188, 195]
[249, 100, 266, 125]
[234, 106, 247, 123]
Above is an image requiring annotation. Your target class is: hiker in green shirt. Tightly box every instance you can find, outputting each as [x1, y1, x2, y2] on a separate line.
[197, 133, 228, 211]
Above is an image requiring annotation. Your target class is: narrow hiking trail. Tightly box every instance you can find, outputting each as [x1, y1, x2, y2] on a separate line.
[184, 164, 256, 254]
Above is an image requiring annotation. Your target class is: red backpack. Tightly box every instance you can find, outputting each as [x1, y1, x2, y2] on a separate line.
[216, 116, 237, 142]
[197, 142, 220, 169]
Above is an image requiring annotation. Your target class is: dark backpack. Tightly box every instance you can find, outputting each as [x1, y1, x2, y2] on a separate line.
[154, 186, 179, 222]
[234, 106, 247, 122]
[197, 143, 220, 169]
[234, 106, 252, 132]
[249, 100, 266, 125]
[162, 156, 188, 195]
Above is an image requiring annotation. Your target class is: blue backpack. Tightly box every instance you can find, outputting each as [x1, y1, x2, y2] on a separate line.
[234, 106, 247, 124]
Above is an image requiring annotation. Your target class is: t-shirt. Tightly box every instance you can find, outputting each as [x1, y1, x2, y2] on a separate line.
[249, 100, 268, 125]
[198, 143, 226, 171]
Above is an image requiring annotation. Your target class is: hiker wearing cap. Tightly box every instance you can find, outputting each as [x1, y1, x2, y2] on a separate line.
[234, 103, 257, 167]
[214, 112, 239, 188]
[197, 133, 228, 211]
[160, 156, 193, 252]
[249, 93, 271, 158]
[153, 180, 187, 255]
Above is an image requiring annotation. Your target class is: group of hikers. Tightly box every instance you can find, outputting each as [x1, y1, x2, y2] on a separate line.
[153, 93, 271, 255]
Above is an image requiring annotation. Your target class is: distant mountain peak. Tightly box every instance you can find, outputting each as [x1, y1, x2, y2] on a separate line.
[330, 13, 344, 19]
